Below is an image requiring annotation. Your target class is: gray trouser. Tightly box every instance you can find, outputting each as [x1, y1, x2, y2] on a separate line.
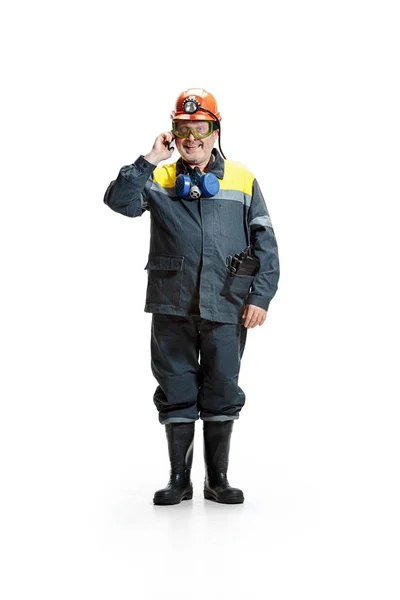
[151, 314, 248, 424]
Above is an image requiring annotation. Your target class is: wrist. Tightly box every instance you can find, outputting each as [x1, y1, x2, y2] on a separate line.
[144, 151, 161, 166]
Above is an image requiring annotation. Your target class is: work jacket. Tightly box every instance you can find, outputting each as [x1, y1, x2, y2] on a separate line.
[104, 149, 279, 324]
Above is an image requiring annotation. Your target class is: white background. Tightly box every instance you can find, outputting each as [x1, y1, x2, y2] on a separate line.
[1, 0, 399, 598]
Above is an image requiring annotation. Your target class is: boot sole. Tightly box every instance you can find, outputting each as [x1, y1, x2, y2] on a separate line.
[204, 489, 244, 504]
[153, 490, 193, 505]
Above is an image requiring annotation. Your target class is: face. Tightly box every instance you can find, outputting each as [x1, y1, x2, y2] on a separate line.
[173, 120, 219, 167]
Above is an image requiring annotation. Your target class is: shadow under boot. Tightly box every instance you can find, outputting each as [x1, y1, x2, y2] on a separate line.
[203, 420, 244, 504]
[153, 422, 195, 505]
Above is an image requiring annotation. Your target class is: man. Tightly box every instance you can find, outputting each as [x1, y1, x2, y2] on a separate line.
[104, 88, 280, 505]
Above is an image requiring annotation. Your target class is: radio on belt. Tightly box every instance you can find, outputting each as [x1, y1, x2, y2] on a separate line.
[226, 246, 260, 276]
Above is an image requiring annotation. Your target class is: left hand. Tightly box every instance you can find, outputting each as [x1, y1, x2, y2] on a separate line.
[242, 304, 267, 328]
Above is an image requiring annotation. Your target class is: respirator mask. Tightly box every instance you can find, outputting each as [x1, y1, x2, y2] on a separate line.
[176, 166, 220, 199]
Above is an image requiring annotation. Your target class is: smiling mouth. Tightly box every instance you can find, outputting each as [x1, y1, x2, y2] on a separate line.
[184, 143, 203, 150]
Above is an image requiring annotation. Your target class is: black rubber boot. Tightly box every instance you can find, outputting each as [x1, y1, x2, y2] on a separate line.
[203, 420, 244, 504]
[153, 422, 195, 505]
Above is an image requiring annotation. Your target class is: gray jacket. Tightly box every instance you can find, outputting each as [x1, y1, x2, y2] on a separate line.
[104, 149, 279, 324]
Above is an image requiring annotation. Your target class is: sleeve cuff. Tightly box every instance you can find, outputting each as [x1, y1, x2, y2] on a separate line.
[138, 155, 157, 171]
[245, 294, 271, 311]
[119, 155, 156, 184]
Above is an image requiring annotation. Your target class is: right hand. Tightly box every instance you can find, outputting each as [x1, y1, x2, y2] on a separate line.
[144, 131, 175, 166]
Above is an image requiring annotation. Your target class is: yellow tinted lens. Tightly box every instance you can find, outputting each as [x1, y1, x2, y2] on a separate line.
[172, 121, 213, 139]
[193, 122, 213, 138]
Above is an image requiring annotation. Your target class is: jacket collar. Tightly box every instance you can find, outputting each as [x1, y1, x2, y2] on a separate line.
[175, 149, 225, 180]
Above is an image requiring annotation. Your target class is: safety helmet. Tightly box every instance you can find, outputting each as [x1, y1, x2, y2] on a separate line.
[170, 88, 221, 121]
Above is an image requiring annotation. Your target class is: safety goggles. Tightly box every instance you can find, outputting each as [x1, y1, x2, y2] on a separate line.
[172, 119, 218, 139]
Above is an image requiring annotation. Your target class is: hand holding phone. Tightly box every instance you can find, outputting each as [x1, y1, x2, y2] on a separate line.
[145, 132, 175, 165]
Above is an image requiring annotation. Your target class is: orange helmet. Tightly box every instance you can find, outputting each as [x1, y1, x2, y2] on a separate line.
[171, 88, 221, 121]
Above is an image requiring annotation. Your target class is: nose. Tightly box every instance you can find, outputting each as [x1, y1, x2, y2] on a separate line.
[187, 131, 195, 141]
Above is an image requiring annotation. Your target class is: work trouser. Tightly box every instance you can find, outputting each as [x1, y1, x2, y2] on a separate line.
[150, 314, 248, 424]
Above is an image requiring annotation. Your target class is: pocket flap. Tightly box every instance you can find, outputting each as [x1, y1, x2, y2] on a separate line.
[144, 255, 184, 271]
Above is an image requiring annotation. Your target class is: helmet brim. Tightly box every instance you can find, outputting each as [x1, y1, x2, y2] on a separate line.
[170, 111, 221, 121]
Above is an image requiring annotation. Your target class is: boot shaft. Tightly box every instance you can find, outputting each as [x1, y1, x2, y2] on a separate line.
[166, 422, 195, 474]
[203, 420, 234, 486]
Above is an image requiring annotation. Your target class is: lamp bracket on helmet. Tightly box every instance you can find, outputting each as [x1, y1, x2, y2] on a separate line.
[182, 96, 201, 114]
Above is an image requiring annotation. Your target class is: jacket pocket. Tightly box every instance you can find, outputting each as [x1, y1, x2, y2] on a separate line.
[218, 202, 247, 241]
[144, 254, 184, 307]
[220, 271, 254, 307]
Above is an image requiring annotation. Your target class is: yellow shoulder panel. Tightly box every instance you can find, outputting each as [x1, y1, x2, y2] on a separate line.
[220, 160, 254, 195]
[153, 162, 177, 189]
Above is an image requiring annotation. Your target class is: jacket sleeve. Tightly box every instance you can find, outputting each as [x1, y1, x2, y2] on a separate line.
[246, 178, 280, 310]
[103, 155, 155, 217]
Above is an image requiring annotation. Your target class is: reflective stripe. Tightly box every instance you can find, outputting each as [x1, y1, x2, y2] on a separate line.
[149, 180, 175, 197]
[144, 178, 174, 197]
[214, 189, 252, 206]
[248, 215, 272, 228]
